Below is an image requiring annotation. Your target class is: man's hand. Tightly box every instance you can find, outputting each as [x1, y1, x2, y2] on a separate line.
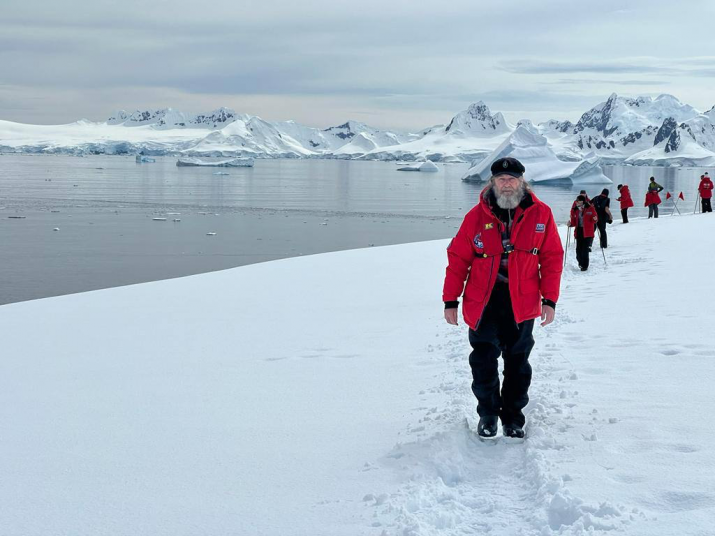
[540, 305, 555, 327]
[444, 308, 459, 325]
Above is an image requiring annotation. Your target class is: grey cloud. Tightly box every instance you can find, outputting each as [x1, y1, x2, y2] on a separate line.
[497, 60, 678, 75]
[552, 79, 668, 86]
[1, 0, 715, 126]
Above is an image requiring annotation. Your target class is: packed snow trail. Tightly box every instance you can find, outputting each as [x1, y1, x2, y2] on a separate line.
[367, 215, 714, 535]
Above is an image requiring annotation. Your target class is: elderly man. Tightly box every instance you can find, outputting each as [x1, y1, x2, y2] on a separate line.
[443, 157, 563, 440]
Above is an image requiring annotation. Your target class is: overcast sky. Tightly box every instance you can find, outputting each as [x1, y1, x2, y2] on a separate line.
[1, 0, 714, 131]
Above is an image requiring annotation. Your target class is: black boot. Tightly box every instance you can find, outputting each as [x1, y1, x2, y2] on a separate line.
[477, 416, 499, 439]
[503, 423, 525, 439]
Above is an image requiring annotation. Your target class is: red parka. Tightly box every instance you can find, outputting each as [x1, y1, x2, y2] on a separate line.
[617, 185, 634, 209]
[644, 191, 661, 206]
[699, 177, 713, 199]
[569, 203, 598, 239]
[443, 189, 563, 329]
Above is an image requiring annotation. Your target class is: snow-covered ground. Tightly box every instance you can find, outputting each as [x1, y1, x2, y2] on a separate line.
[1, 213, 714, 535]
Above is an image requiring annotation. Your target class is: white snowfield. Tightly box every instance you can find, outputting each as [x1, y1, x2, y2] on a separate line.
[1, 214, 714, 535]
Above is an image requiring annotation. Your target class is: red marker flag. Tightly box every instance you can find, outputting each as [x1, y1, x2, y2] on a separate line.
[679, 192, 685, 200]
[666, 191, 672, 200]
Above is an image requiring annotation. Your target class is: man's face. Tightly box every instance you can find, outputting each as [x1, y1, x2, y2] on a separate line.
[493, 174, 522, 196]
[492, 174, 525, 210]
[576, 200, 584, 208]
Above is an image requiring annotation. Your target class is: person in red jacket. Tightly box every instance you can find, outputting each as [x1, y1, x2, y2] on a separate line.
[568, 195, 598, 271]
[698, 173, 713, 213]
[616, 184, 634, 223]
[442, 157, 563, 440]
[645, 177, 663, 218]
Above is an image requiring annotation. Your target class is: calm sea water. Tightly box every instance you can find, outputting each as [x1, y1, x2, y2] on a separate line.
[0, 154, 709, 304]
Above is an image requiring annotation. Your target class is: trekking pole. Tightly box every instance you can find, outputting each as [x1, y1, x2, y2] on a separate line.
[563, 226, 570, 268]
[596, 227, 607, 265]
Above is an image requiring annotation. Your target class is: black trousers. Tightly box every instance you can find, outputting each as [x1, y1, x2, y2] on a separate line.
[702, 198, 712, 213]
[596, 219, 607, 248]
[621, 208, 629, 223]
[648, 204, 659, 218]
[575, 227, 590, 270]
[468, 283, 535, 427]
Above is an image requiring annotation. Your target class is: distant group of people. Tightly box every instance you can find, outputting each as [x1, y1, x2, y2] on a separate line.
[567, 172, 711, 271]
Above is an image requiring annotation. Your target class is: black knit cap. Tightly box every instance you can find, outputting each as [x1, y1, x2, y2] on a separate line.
[491, 157, 525, 178]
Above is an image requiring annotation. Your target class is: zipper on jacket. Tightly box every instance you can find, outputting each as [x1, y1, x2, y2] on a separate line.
[474, 257, 496, 331]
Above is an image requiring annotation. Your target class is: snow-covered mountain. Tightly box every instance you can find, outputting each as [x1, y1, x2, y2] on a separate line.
[567, 94, 702, 157]
[359, 102, 513, 162]
[1, 95, 714, 166]
[107, 107, 246, 129]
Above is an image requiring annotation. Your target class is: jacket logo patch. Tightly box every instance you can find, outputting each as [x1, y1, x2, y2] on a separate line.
[484, 223, 494, 230]
[473, 233, 484, 249]
[535, 223, 545, 233]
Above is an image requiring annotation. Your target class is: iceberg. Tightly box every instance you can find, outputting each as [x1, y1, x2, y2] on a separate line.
[396, 161, 440, 172]
[135, 155, 156, 163]
[462, 125, 611, 185]
[176, 157, 254, 168]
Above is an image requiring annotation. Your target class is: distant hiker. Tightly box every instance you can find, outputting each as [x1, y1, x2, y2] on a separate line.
[616, 184, 634, 223]
[571, 190, 593, 249]
[568, 195, 598, 271]
[443, 157, 563, 440]
[570, 190, 591, 209]
[591, 188, 613, 248]
[645, 177, 664, 218]
[698, 174, 713, 213]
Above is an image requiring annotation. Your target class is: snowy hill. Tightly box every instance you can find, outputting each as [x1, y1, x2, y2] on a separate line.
[107, 107, 245, 129]
[361, 102, 513, 162]
[1, 214, 713, 534]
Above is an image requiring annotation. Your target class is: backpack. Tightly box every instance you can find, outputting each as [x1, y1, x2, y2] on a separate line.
[592, 195, 608, 212]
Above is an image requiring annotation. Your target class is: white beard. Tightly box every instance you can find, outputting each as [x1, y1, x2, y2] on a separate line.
[495, 182, 526, 209]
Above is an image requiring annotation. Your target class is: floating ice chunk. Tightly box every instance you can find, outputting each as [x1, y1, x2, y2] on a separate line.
[135, 155, 156, 163]
[397, 161, 439, 172]
[206, 232, 217, 236]
[152, 217, 167, 221]
[176, 157, 254, 167]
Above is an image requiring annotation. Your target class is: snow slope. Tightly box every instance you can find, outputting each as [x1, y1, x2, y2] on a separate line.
[1, 213, 713, 535]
